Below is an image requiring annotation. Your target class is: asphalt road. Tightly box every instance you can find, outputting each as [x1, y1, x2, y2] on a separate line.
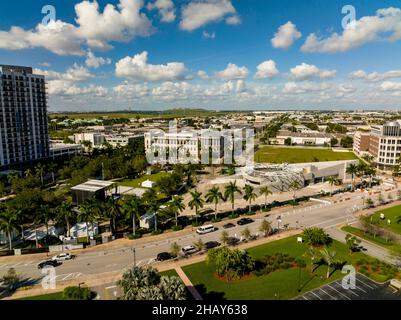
[0, 185, 398, 287]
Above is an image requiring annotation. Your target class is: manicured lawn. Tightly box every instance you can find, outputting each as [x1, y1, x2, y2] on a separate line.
[369, 204, 401, 235]
[182, 236, 397, 300]
[17, 291, 64, 300]
[119, 172, 171, 188]
[342, 225, 401, 251]
[160, 269, 179, 278]
[255, 147, 358, 164]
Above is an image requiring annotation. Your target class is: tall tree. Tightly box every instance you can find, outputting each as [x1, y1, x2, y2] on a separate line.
[48, 162, 57, 183]
[169, 195, 185, 227]
[243, 185, 257, 213]
[346, 163, 358, 191]
[188, 190, 204, 225]
[35, 163, 46, 185]
[321, 248, 337, 279]
[78, 203, 97, 243]
[224, 181, 242, 215]
[123, 196, 143, 236]
[105, 197, 121, 234]
[259, 186, 272, 209]
[289, 179, 301, 199]
[56, 200, 74, 237]
[327, 176, 336, 196]
[205, 187, 223, 220]
[0, 206, 18, 250]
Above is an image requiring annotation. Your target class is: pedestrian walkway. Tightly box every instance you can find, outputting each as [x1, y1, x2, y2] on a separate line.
[175, 266, 203, 301]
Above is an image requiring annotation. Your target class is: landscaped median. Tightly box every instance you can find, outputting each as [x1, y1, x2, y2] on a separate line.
[180, 235, 400, 300]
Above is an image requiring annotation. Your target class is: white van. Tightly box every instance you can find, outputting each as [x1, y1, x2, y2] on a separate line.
[196, 225, 215, 235]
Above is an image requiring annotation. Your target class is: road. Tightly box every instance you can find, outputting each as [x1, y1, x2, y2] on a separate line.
[0, 185, 399, 288]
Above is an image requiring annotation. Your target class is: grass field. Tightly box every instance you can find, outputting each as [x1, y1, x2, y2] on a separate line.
[182, 236, 397, 300]
[255, 147, 358, 164]
[342, 225, 401, 251]
[17, 291, 64, 300]
[119, 172, 171, 188]
[369, 205, 401, 235]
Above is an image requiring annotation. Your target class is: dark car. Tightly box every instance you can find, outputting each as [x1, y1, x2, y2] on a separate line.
[237, 218, 254, 226]
[156, 252, 172, 261]
[37, 260, 60, 269]
[227, 237, 240, 246]
[223, 223, 236, 229]
[204, 241, 221, 250]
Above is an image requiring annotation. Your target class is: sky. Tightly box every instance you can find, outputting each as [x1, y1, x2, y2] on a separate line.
[1, 0, 401, 112]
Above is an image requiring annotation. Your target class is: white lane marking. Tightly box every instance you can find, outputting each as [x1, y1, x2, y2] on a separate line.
[333, 281, 359, 297]
[328, 284, 351, 300]
[356, 278, 375, 290]
[319, 288, 337, 300]
[310, 291, 322, 300]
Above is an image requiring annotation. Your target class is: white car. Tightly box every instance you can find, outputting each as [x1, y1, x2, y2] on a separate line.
[52, 253, 73, 261]
[182, 245, 198, 255]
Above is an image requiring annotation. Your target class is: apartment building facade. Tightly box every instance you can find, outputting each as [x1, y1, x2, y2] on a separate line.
[0, 65, 49, 167]
[353, 131, 371, 155]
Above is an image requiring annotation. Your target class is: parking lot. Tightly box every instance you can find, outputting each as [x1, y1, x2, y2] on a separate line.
[295, 273, 401, 300]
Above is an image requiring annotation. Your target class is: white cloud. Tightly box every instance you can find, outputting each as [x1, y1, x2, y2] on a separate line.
[283, 82, 331, 94]
[113, 81, 149, 98]
[85, 50, 111, 68]
[197, 70, 210, 80]
[301, 7, 401, 53]
[0, 0, 153, 56]
[115, 51, 187, 81]
[289, 63, 336, 81]
[271, 21, 302, 50]
[226, 15, 241, 25]
[216, 63, 249, 80]
[202, 31, 216, 39]
[147, 0, 176, 23]
[180, 0, 239, 31]
[380, 81, 401, 91]
[255, 60, 279, 79]
[349, 69, 401, 82]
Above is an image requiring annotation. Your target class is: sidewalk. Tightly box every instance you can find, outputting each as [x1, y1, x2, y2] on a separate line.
[175, 266, 203, 300]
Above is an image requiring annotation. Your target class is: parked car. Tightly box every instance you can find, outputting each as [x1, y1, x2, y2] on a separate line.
[37, 260, 60, 269]
[182, 245, 199, 256]
[52, 253, 74, 261]
[204, 241, 221, 250]
[237, 218, 254, 226]
[227, 237, 240, 246]
[223, 223, 235, 229]
[196, 224, 216, 235]
[156, 252, 172, 261]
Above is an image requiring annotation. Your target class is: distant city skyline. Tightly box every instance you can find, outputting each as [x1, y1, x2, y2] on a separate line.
[1, 0, 401, 111]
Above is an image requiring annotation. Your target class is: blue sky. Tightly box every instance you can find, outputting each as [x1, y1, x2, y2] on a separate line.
[1, 0, 401, 111]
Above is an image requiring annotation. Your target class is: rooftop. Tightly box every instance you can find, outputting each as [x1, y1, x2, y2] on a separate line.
[71, 179, 116, 192]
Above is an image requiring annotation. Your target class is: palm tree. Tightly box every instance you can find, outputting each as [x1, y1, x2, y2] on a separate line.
[56, 200, 74, 237]
[365, 166, 376, 187]
[304, 246, 319, 273]
[170, 195, 185, 227]
[260, 186, 272, 209]
[35, 163, 45, 185]
[123, 196, 143, 236]
[106, 197, 121, 234]
[289, 180, 301, 199]
[205, 187, 223, 220]
[327, 176, 336, 196]
[321, 248, 336, 279]
[224, 181, 242, 215]
[243, 185, 257, 213]
[24, 169, 33, 178]
[188, 190, 204, 225]
[48, 162, 57, 183]
[346, 163, 358, 191]
[78, 203, 97, 243]
[39, 204, 53, 236]
[0, 206, 18, 250]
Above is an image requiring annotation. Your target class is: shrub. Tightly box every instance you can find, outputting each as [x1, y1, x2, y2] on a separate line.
[228, 213, 239, 219]
[171, 225, 183, 231]
[127, 233, 142, 240]
[151, 229, 163, 236]
[302, 227, 332, 246]
[62, 286, 93, 300]
[211, 218, 222, 223]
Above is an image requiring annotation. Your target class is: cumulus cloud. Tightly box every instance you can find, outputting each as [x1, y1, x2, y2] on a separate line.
[198, 70, 210, 80]
[0, 0, 153, 55]
[349, 69, 401, 82]
[289, 63, 336, 81]
[115, 51, 187, 81]
[85, 50, 111, 68]
[283, 82, 331, 94]
[301, 7, 401, 53]
[216, 63, 249, 80]
[147, 0, 176, 23]
[255, 60, 279, 79]
[180, 0, 240, 31]
[380, 81, 401, 91]
[271, 21, 302, 49]
[113, 81, 149, 98]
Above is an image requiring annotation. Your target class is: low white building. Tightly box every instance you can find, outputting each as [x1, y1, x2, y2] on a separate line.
[69, 222, 99, 238]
